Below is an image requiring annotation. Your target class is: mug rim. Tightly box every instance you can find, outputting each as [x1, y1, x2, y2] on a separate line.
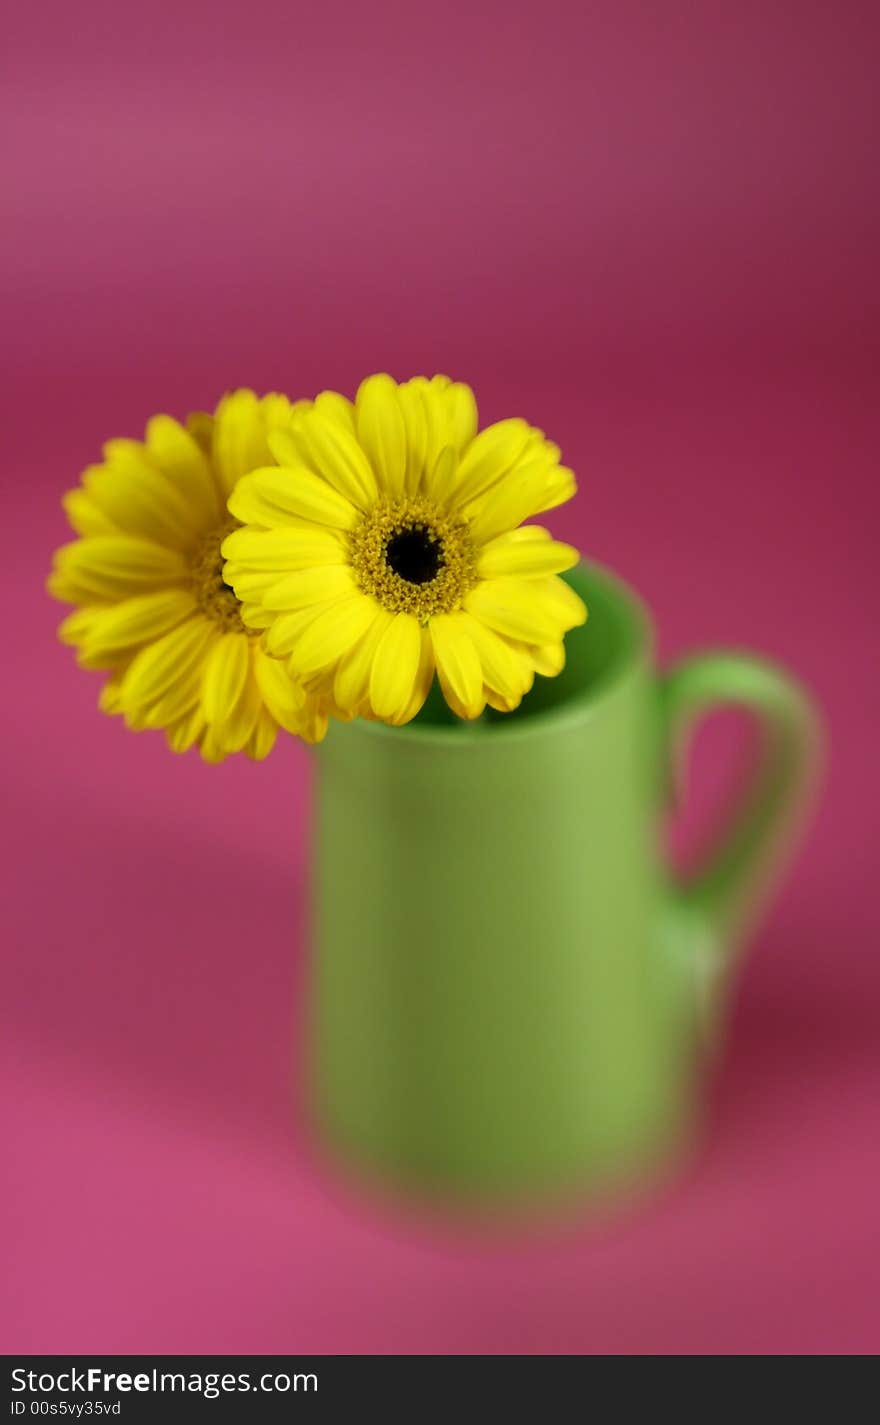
[324, 560, 654, 748]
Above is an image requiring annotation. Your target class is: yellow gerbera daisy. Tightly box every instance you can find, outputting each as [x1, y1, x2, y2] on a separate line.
[222, 374, 587, 724]
[49, 390, 328, 761]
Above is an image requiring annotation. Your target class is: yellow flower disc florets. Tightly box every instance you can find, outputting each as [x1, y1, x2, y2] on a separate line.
[348, 497, 477, 621]
[191, 518, 253, 634]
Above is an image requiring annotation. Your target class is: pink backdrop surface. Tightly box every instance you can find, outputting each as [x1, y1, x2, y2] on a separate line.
[3, 1, 878, 1354]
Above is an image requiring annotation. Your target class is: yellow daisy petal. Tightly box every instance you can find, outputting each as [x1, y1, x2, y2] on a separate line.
[220, 568, 281, 600]
[397, 380, 430, 494]
[145, 415, 222, 527]
[260, 565, 358, 611]
[388, 625, 435, 725]
[215, 659, 262, 753]
[534, 464, 578, 515]
[295, 698, 330, 744]
[166, 704, 207, 754]
[466, 462, 577, 546]
[200, 632, 250, 725]
[476, 528, 579, 578]
[139, 634, 221, 730]
[273, 391, 355, 445]
[228, 467, 359, 532]
[263, 602, 336, 656]
[57, 606, 105, 648]
[49, 536, 189, 603]
[245, 707, 278, 761]
[99, 678, 124, 715]
[484, 686, 523, 713]
[74, 647, 121, 673]
[444, 380, 479, 456]
[238, 602, 275, 630]
[449, 418, 532, 509]
[61, 489, 119, 538]
[421, 445, 458, 505]
[457, 612, 533, 703]
[529, 642, 566, 677]
[284, 405, 378, 509]
[368, 613, 421, 722]
[260, 393, 295, 429]
[221, 525, 346, 572]
[265, 428, 298, 466]
[429, 612, 484, 718]
[496, 525, 551, 543]
[530, 575, 589, 631]
[79, 589, 197, 662]
[142, 671, 206, 729]
[199, 726, 227, 763]
[355, 373, 408, 499]
[287, 595, 380, 679]
[332, 608, 394, 715]
[463, 579, 567, 645]
[312, 389, 357, 434]
[119, 616, 215, 713]
[122, 701, 151, 731]
[211, 388, 291, 497]
[84, 449, 199, 550]
[186, 411, 214, 456]
[253, 644, 307, 731]
[413, 375, 478, 475]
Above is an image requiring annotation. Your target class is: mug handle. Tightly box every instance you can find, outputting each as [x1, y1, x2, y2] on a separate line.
[659, 652, 823, 1028]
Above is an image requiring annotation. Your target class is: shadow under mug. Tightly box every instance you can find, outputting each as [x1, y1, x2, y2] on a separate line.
[305, 562, 822, 1207]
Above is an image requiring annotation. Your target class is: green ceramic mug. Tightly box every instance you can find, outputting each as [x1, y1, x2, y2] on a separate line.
[307, 563, 821, 1206]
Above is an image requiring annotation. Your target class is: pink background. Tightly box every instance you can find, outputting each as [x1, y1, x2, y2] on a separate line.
[3, 1, 879, 1354]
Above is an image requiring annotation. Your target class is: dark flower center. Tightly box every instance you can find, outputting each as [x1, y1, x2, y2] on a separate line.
[385, 525, 444, 585]
[350, 497, 475, 616]
[191, 519, 252, 635]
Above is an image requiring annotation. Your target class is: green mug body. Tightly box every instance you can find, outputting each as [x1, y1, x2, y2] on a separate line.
[307, 563, 821, 1205]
